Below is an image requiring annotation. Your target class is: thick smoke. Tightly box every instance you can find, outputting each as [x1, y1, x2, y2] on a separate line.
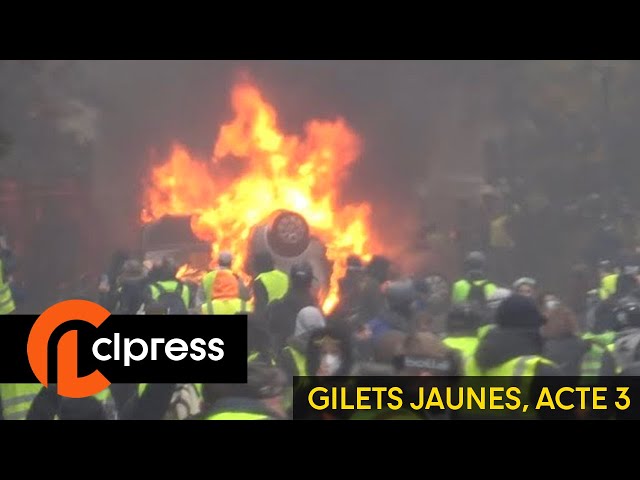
[0, 60, 500, 291]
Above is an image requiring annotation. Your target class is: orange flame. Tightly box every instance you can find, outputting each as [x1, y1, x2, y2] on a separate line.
[141, 82, 377, 314]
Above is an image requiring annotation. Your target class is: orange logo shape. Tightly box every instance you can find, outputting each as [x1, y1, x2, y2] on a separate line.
[27, 299, 112, 398]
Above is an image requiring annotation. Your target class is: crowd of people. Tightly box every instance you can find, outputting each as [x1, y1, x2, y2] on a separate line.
[3, 230, 640, 421]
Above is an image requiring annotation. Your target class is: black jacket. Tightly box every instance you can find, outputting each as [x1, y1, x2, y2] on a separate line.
[543, 335, 617, 377]
[471, 326, 570, 419]
[115, 277, 148, 314]
[267, 289, 317, 352]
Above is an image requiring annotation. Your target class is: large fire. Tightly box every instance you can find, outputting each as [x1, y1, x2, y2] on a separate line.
[140, 82, 377, 314]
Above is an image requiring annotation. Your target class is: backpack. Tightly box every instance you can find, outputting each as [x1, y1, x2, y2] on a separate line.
[466, 280, 489, 312]
[163, 384, 203, 420]
[154, 282, 188, 315]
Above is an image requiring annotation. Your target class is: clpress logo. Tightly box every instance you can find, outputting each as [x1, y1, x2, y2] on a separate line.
[27, 300, 112, 398]
[9, 299, 247, 398]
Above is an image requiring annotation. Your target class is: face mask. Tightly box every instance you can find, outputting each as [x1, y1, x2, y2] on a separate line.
[320, 353, 342, 376]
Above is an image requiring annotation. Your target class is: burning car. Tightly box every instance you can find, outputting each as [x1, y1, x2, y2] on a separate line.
[141, 209, 332, 299]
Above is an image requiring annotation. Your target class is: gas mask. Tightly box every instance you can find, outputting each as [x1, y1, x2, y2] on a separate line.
[320, 353, 342, 376]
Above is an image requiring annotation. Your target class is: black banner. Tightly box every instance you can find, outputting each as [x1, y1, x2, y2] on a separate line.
[0, 312, 247, 384]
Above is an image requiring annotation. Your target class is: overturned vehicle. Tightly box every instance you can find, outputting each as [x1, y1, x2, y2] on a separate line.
[141, 209, 332, 297]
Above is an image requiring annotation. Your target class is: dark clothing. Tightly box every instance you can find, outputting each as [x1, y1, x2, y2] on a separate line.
[115, 277, 148, 314]
[109, 384, 139, 413]
[367, 309, 410, 340]
[358, 275, 386, 323]
[196, 396, 282, 420]
[252, 278, 269, 321]
[472, 326, 568, 419]
[336, 270, 364, 316]
[543, 335, 617, 377]
[27, 385, 116, 420]
[119, 383, 177, 420]
[267, 289, 317, 352]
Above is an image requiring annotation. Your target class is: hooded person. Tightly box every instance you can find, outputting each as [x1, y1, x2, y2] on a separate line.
[199, 362, 289, 420]
[277, 306, 326, 380]
[357, 255, 392, 323]
[331, 255, 366, 322]
[267, 261, 318, 352]
[463, 294, 568, 419]
[305, 323, 354, 377]
[114, 259, 148, 314]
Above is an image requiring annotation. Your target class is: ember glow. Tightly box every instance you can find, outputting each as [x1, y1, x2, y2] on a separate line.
[141, 82, 378, 313]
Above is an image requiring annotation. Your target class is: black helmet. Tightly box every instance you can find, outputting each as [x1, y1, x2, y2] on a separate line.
[290, 261, 314, 287]
[446, 303, 483, 333]
[614, 296, 640, 329]
[464, 251, 486, 272]
[384, 279, 418, 308]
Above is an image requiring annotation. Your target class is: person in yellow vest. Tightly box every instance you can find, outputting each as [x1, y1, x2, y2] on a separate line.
[0, 384, 44, 420]
[143, 258, 191, 314]
[540, 299, 616, 378]
[200, 262, 251, 315]
[598, 260, 619, 300]
[489, 206, 516, 284]
[462, 294, 567, 419]
[442, 304, 482, 361]
[13, 384, 117, 420]
[196, 251, 250, 313]
[199, 362, 289, 420]
[0, 234, 17, 315]
[451, 251, 497, 308]
[250, 251, 289, 320]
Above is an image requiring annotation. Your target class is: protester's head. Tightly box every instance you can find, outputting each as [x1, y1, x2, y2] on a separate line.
[513, 277, 537, 298]
[117, 259, 147, 285]
[290, 261, 314, 290]
[218, 251, 233, 269]
[373, 330, 408, 365]
[540, 301, 579, 339]
[306, 325, 353, 377]
[202, 362, 288, 419]
[446, 303, 483, 335]
[464, 251, 486, 279]
[495, 294, 546, 330]
[294, 306, 326, 341]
